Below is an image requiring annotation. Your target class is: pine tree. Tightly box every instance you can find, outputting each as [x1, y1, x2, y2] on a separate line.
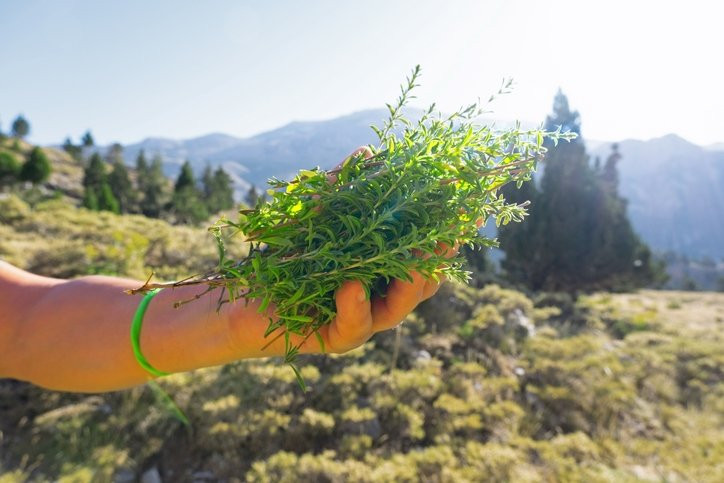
[82, 152, 119, 213]
[98, 183, 120, 213]
[204, 166, 235, 213]
[11, 115, 30, 139]
[171, 161, 208, 224]
[174, 160, 196, 192]
[139, 155, 166, 218]
[81, 131, 95, 147]
[19, 147, 51, 185]
[107, 159, 136, 213]
[82, 186, 99, 210]
[499, 91, 658, 293]
[600, 143, 620, 192]
[135, 150, 149, 193]
[0, 151, 21, 186]
[201, 164, 214, 200]
[83, 153, 106, 190]
[212, 167, 234, 210]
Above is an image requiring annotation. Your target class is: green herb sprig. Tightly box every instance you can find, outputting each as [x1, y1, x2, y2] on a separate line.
[135, 66, 574, 380]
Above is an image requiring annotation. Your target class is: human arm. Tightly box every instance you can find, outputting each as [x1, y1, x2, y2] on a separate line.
[0, 259, 445, 393]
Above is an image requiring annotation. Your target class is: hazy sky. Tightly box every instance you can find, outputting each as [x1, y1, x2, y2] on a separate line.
[2, 0, 722, 146]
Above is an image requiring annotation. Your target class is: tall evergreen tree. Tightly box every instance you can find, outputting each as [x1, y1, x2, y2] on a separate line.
[83, 153, 106, 190]
[135, 150, 149, 191]
[174, 160, 196, 192]
[499, 91, 658, 293]
[11, 115, 30, 139]
[201, 164, 214, 200]
[19, 147, 51, 185]
[97, 183, 120, 213]
[139, 155, 166, 218]
[108, 159, 136, 213]
[171, 161, 208, 224]
[81, 131, 95, 147]
[204, 166, 235, 213]
[82, 153, 119, 213]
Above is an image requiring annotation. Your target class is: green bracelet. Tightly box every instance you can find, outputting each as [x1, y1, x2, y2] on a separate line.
[131, 288, 170, 377]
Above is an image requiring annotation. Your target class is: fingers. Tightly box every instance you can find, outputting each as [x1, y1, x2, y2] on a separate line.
[371, 271, 427, 332]
[326, 280, 373, 353]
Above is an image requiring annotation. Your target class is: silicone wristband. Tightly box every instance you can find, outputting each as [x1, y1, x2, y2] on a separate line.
[130, 288, 170, 377]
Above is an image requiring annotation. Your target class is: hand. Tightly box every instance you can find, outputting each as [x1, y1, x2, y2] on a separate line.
[320, 242, 457, 353]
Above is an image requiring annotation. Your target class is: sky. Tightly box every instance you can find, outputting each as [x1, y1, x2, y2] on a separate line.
[1, 0, 723, 146]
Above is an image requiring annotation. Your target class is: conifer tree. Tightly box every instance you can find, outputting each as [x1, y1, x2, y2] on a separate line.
[82, 186, 99, 211]
[174, 160, 196, 192]
[135, 150, 149, 193]
[139, 155, 166, 218]
[201, 164, 214, 200]
[81, 131, 95, 147]
[171, 161, 208, 224]
[499, 91, 658, 293]
[98, 182, 120, 213]
[204, 166, 235, 213]
[82, 152, 119, 213]
[11, 115, 30, 139]
[108, 159, 136, 213]
[83, 153, 106, 191]
[19, 147, 51, 185]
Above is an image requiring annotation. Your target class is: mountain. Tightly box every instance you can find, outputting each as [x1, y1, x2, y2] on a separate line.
[121, 109, 393, 196]
[591, 134, 724, 259]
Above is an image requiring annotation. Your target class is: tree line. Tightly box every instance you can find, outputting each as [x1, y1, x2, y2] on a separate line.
[78, 142, 237, 225]
[0, 113, 240, 225]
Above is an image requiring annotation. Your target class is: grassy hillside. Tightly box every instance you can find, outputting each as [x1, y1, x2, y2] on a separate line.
[0, 199, 722, 482]
[0, 195, 245, 282]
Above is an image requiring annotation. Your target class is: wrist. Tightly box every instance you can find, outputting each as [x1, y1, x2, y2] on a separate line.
[138, 285, 240, 374]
